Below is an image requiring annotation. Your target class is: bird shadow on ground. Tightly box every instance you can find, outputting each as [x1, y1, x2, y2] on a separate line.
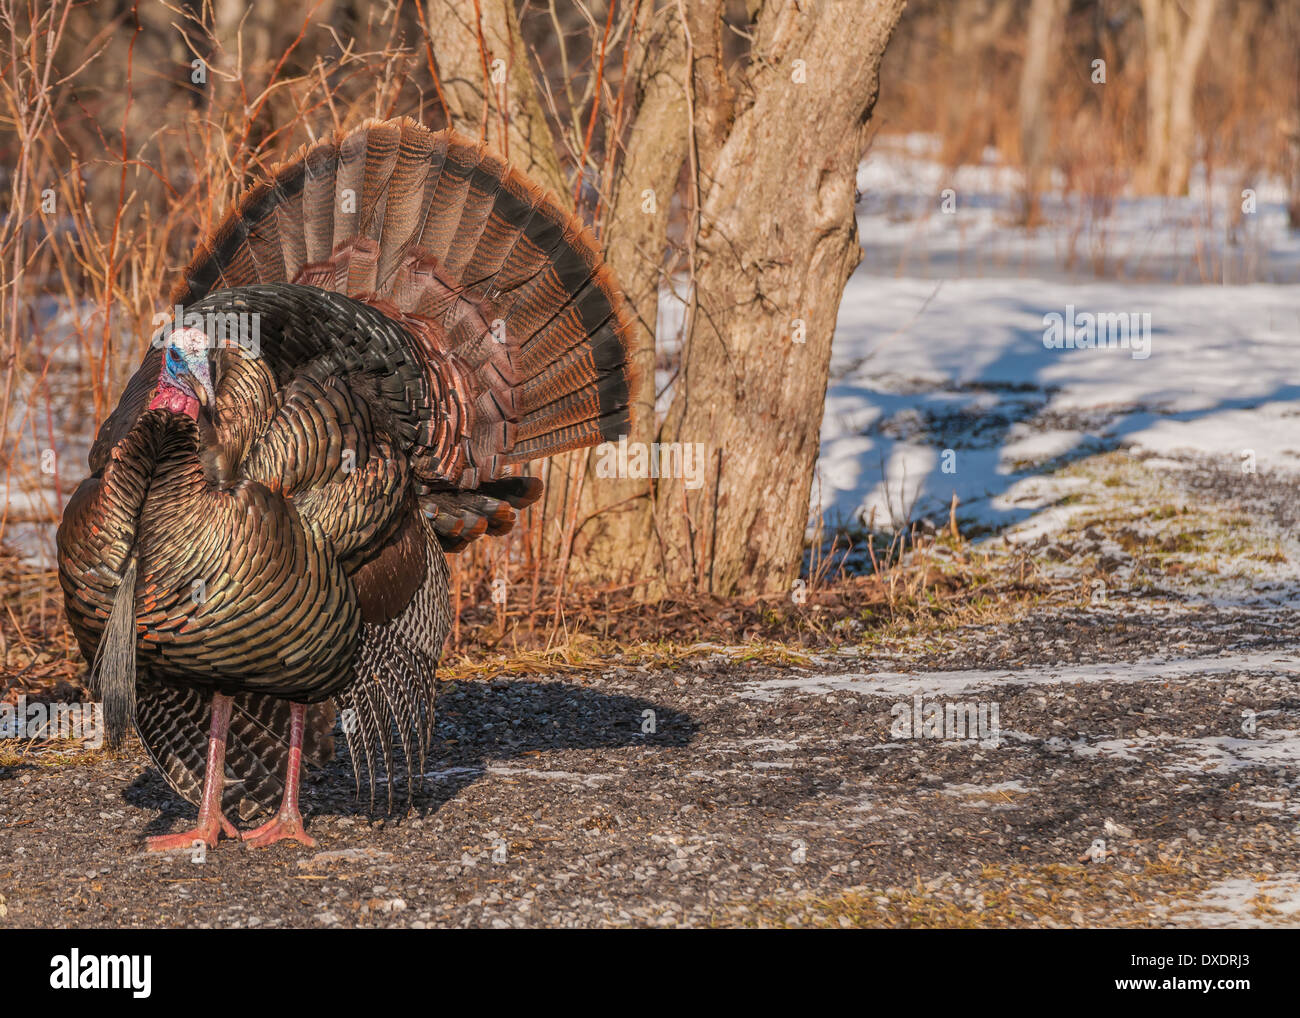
[124, 679, 697, 833]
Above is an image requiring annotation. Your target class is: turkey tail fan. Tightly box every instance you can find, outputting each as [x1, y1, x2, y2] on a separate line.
[336, 528, 449, 812]
[172, 116, 638, 551]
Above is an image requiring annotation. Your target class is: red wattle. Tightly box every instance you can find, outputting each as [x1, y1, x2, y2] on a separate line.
[148, 381, 200, 420]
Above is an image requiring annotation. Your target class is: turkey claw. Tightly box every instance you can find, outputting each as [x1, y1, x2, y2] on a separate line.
[145, 812, 237, 852]
[242, 811, 315, 849]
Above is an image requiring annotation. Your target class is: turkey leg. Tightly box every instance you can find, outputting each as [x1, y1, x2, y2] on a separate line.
[242, 701, 315, 848]
[146, 692, 239, 851]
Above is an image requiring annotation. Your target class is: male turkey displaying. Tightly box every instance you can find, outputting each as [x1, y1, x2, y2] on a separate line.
[56, 117, 636, 849]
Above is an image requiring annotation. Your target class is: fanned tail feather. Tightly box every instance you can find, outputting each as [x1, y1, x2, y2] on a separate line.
[171, 116, 637, 552]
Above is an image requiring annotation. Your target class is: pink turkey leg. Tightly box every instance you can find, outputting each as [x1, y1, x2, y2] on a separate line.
[146, 692, 239, 851]
[242, 701, 315, 848]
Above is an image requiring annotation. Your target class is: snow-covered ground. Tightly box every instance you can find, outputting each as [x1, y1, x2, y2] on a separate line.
[815, 135, 1300, 538]
[739, 649, 1300, 701]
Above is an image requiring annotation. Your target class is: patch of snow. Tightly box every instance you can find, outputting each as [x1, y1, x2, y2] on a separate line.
[939, 780, 1031, 799]
[738, 650, 1300, 701]
[485, 766, 620, 787]
[1074, 729, 1300, 776]
[808, 135, 1300, 542]
[816, 276, 1300, 535]
[1171, 874, 1300, 929]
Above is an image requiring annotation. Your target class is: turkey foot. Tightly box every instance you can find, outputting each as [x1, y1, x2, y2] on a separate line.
[145, 813, 239, 852]
[243, 701, 315, 849]
[147, 692, 237, 852]
[242, 810, 314, 848]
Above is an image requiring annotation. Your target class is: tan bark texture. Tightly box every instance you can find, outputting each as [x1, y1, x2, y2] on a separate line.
[1018, 0, 1065, 220]
[643, 0, 906, 597]
[547, 3, 691, 587]
[426, 0, 570, 199]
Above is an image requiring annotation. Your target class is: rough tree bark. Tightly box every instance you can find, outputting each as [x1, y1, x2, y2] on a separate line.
[425, 0, 569, 198]
[1138, 0, 1217, 195]
[644, 0, 906, 597]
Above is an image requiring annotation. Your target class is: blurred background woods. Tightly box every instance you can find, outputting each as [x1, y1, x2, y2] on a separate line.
[0, 0, 1297, 646]
[883, 0, 1299, 218]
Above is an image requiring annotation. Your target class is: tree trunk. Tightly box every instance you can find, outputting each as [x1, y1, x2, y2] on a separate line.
[551, 3, 691, 587]
[420, 0, 905, 599]
[643, 0, 906, 597]
[943, 0, 1016, 167]
[1280, 1, 1300, 230]
[425, 0, 569, 199]
[1018, 0, 1065, 224]
[1139, 0, 1217, 195]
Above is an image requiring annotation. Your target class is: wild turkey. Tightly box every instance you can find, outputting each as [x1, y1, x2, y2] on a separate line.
[56, 116, 637, 849]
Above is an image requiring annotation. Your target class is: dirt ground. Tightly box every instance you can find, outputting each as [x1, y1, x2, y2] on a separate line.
[1, 449, 1298, 928]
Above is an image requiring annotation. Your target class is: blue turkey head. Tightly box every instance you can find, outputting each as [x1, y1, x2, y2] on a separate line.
[154, 326, 216, 414]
